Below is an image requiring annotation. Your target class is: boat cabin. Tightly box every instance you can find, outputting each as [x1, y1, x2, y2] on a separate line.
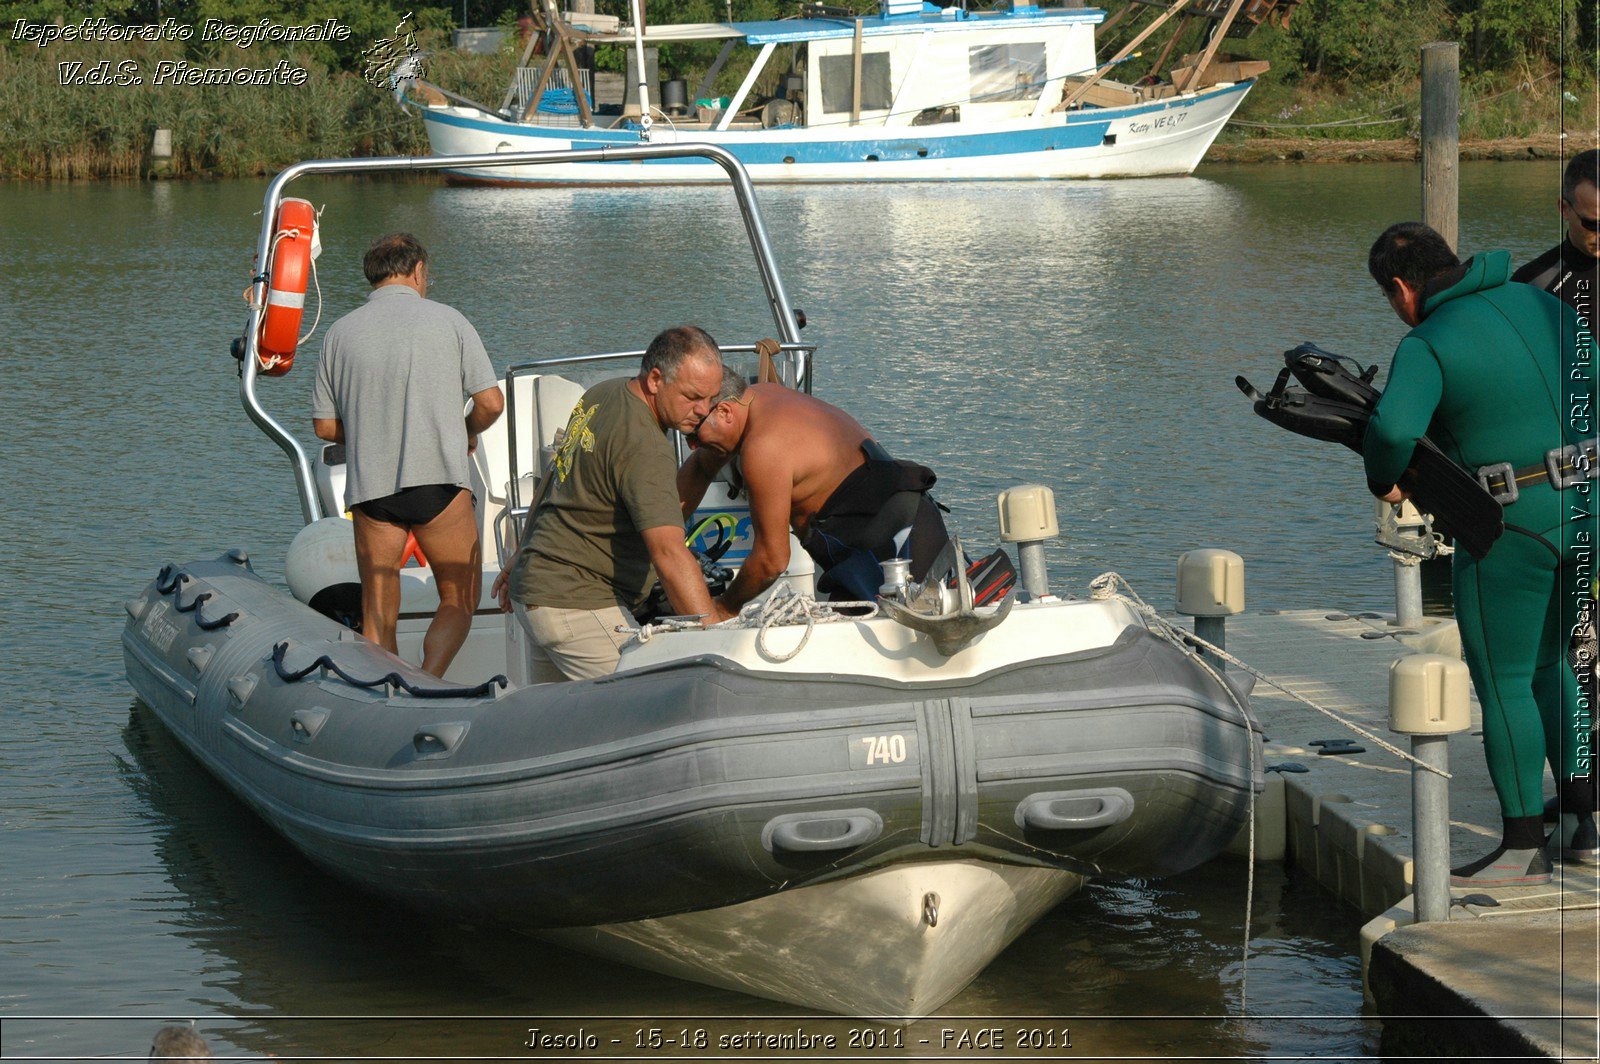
[517, 0, 1105, 131]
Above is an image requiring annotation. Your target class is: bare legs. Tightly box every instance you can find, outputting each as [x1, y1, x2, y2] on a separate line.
[351, 490, 481, 678]
[352, 509, 407, 654]
[411, 491, 481, 677]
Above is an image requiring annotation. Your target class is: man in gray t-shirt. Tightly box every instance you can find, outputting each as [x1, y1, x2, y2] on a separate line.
[312, 233, 503, 677]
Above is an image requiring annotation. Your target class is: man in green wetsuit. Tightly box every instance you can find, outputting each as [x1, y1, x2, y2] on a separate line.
[1364, 222, 1596, 886]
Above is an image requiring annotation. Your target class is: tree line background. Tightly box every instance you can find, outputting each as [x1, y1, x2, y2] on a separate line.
[1, 0, 1594, 177]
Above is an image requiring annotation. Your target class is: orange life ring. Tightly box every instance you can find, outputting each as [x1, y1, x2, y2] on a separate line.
[257, 197, 316, 376]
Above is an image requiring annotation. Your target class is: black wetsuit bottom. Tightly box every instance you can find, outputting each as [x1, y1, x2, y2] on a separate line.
[799, 440, 949, 598]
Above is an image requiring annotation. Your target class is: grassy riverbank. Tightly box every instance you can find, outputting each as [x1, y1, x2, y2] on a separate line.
[1, 0, 1594, 179]
[0, 39, 470, 178]
[1207, 131, 1597, 164]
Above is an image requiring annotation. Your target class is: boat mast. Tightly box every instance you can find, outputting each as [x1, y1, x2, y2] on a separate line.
[630, 0, 652, 139]
[1058, 0, 1193, 110]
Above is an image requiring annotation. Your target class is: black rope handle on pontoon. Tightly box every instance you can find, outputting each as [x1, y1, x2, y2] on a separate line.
[271, 641, 508, 700]
[155, 565, 190, 595]
[172, 590, 240, 631]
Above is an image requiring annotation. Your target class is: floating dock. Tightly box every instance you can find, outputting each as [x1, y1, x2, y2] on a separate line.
[1219, 607, 1599, 1061]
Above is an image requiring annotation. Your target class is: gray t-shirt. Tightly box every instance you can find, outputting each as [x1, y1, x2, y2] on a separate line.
[312, 285, 497, 508]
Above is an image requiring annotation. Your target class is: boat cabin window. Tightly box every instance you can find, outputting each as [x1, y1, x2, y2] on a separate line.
[968, 43, 1047, 103]
[818, 52, 892, 113]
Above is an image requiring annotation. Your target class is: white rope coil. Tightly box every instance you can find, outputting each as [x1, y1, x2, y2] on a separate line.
[737, 584, 877, 663]
[630, 584, 877, 661]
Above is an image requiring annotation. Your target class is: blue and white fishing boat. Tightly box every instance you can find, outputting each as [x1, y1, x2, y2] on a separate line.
[409, 0, 1272, 184]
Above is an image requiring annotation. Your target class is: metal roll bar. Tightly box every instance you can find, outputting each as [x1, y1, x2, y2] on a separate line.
[242, 143, 802, 526]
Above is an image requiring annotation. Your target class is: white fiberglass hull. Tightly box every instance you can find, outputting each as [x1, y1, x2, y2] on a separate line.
[420, 80, 1253, 185]
[545, 859, 1083, 1018]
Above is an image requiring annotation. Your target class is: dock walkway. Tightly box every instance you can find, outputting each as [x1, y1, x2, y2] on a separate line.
[1217, 608, 1598, 1062]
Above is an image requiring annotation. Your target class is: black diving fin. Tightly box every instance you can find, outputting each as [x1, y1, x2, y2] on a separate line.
[1399, 439, 1504, 560]
[1284, 342, 1382, 407]
[1237, 343, 1504, 560]
[1235, 367, 1370, 451]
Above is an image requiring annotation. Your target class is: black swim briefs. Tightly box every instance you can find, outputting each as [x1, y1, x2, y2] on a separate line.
[354, 484, 463, 526]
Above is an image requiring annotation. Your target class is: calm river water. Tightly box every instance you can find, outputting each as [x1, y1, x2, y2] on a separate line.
[0, 161, 1570, 1061]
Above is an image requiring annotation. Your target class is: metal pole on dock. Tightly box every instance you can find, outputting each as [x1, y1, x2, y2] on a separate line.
[850, 19, 864, 126]
[997, 485, 1060, 598]
[1379, 500, 1429, 628]
[1389, 654, 1471, 923]
[1176, 549, 1245, 668]
[1393, 558, 1424, 627]
[1421, 42, 1460, 251]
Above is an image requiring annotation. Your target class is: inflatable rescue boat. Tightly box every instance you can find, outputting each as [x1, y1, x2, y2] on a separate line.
[123, 145, 1262, 1018]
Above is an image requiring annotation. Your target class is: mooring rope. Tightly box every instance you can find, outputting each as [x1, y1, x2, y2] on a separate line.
[1088, 568, 1461, 1015]
[1083, 572, 1261, 1012]
[1088, 571, 1449, 778]
[744, 585, 877, 662]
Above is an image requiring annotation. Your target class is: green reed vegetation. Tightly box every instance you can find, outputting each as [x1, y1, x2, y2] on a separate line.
[0, 32, 507, 178]
[1, 0, 1594, 179]
[1100, 0, 1596, 145]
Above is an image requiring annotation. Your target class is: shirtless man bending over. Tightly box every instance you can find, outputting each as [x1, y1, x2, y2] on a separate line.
[680, 372, 948, 611]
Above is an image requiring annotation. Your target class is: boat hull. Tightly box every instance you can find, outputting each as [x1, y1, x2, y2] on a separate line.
[122, 553, 1259, 1014]
[420, 80, 1254, 185]
[546, 859, 1082, 1018]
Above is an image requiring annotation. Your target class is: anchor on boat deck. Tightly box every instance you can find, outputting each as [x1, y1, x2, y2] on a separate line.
[878, 537, 1014, 656]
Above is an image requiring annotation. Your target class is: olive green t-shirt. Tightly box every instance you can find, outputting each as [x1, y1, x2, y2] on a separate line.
[511, 377, 683, 612]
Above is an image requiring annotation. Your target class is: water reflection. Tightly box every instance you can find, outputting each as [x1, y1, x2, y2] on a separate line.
[114, 702, 776, 1059]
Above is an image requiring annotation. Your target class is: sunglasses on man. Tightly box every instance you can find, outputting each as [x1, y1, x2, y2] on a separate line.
[1564, 196, 1600, 232]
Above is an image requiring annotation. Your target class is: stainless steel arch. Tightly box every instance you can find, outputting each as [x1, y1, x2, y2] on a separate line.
[242, 143, 802, 525]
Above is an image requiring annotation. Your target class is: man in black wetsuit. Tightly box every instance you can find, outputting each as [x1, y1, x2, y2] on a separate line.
[1513, 149, 1599, 327]
[679, 372, 950, 608]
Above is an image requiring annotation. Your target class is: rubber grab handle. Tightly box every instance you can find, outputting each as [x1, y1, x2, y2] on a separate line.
[1015, 788, 1134, 831]
[762, 809, 883, 853]
[413, 722, 468, 756]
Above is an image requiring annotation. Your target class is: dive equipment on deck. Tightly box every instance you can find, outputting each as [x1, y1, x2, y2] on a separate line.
[1236, 343, 1505, 560]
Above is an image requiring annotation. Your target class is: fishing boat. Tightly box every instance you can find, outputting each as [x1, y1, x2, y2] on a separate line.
[406, 0, 1284, 185]
[121, 145, 1262, 1018]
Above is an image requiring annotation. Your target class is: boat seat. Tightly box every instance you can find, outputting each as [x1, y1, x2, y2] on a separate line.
[472, 374, 586, 505]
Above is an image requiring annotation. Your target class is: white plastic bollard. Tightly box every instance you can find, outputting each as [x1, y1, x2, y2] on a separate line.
[149, 127, 174, 178]
[1176, 549, 1245, 667]
[1389, 653, 1472, 923]
[997, 484, 1059, 599]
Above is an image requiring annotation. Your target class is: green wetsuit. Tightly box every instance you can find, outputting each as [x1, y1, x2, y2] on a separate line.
[1364, 250, 1596, 819]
